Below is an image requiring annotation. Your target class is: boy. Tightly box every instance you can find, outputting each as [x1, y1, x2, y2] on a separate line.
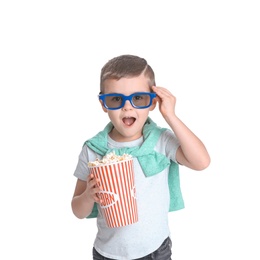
[71, 54, 210, 259]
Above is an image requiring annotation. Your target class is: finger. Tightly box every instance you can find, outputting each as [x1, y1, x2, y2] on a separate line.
[92, 193, 101, 203]
[93, 196, 103, 204]
[91, 188, 104, 204]
[88, 177, 102, 190]
[153, 86, 173, 96]
[93, 185, 103, 194]
[87, 174, 94, 183]
[158, 88, 173, 97]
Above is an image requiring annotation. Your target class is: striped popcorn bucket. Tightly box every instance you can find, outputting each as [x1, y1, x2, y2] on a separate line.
[89, 159, 138, 228]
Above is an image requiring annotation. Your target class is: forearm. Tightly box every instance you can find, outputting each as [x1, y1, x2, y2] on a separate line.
[71, 192, 95, 219]
[165, 114, 210, 170]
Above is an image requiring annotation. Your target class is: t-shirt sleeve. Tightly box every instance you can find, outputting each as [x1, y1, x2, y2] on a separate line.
[73, 145, 99, 181]
[155, 129, 180, 164]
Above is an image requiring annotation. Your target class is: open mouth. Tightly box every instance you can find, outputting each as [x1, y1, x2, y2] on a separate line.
[122, 117, 136, 126]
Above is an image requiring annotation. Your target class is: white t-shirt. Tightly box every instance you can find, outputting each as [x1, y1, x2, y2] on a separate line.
[74, 129, 180, 259]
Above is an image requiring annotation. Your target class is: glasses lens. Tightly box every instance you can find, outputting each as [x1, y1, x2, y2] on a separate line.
[132, 93, 151, 108]
[104, 95, 123, 109]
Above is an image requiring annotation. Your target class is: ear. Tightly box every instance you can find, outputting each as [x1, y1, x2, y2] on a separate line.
[99, 100, 108, 113]
[149, 98, 157, 111]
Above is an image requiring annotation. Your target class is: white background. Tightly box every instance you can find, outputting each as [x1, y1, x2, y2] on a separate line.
[1, 1, 259, 259]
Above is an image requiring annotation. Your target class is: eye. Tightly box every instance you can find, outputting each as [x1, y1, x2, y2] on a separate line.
[133, 95, 143, 101]
[111, 96, 122, 103]
[132, 94, 150, 106]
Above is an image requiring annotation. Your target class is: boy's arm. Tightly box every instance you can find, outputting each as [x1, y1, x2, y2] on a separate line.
[152, 86, 210, 171]
[168, 115, 210, 170]
[71, 175, 102, 219]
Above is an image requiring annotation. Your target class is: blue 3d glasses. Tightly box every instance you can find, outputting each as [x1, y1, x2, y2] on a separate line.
[99, 92, 156, 110]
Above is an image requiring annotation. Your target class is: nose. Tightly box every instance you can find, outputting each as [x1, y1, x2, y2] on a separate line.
[122, 100, 133, 111]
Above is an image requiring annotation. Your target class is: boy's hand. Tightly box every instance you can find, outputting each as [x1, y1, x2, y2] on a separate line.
[152, 86, 176, 120]
[85, 174, 103, 204]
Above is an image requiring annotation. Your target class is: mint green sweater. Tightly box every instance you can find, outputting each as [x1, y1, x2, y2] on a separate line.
[85, 117, 184, 218]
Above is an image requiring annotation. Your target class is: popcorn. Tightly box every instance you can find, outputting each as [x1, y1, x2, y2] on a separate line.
[88, 151, 137, 227]
[87, 151, 132, 167]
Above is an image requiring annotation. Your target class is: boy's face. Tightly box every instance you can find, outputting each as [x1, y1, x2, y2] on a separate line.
[100, 74, 156, 142]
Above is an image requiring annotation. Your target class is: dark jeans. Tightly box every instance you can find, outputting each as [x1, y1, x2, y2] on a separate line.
[93, 237, 172, 260]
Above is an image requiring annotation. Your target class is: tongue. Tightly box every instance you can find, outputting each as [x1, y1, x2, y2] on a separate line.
[123, 117, 135, 126]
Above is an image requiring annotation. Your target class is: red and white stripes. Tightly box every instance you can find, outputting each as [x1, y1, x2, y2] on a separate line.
[89, 159, 138, 228]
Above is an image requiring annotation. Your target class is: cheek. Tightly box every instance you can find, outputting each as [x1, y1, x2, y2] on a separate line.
[100, 100, 108, 113]
[134, 110, 150, 123]
[139, 109, 150, 117]
[107, 111, 120, 122]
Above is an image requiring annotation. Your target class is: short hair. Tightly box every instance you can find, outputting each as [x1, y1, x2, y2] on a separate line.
[100, 54, 156, 93]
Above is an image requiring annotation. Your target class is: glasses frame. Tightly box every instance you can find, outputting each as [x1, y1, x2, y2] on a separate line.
[99, 92, 157, 110]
